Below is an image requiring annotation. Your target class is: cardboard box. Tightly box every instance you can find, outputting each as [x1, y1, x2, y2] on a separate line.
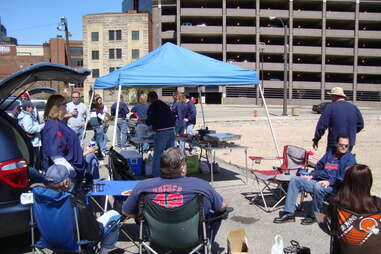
[227, 228, 249, 254]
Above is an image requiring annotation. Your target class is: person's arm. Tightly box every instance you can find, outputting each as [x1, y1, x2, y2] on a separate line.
[356, 107, 364, 133]
[121, 187, 140, 218]
[110, 103, 116, 116]
[189, 102, 196, 120]
[50, 155, 75, 172]
[312, 107, 331, 149]
[21, 115, 44, 134]
[311, 153, 327, 179]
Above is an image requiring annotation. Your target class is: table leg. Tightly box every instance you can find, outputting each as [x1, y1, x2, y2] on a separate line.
[245, 148, 248, 184]
[210, 150, 215, 184]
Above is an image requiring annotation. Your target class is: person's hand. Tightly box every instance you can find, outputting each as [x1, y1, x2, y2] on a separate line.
[71, 110, 78, 117]
[184, 118, 189, 123]
[312, 140, 318, 150]
[301, 175, 313, 180]
[318, 180, 330, 188]
[85, 146, 98, 154]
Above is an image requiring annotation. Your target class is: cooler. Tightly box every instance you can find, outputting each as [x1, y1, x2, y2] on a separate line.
[120, 150, 144, 176]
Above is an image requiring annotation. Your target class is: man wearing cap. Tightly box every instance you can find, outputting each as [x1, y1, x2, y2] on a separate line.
[18, 101, 45, 168]
[43, 164, 120, 254]
[313, 87, 364, 153]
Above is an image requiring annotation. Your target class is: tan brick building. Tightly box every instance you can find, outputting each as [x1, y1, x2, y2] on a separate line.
[83, 12, 150, 103]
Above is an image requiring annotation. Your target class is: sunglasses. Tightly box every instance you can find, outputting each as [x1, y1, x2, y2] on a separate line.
[337, 144, 349, 148]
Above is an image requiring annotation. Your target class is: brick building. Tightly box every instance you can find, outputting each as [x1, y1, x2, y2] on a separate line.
[0, 37, 84, 96]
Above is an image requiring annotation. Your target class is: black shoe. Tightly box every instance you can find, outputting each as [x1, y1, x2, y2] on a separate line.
[273, 213, 295, 224]
[300, 216, 316, 225]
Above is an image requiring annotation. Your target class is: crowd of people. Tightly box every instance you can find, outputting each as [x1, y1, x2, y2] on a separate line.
[13, 86, 380, 253]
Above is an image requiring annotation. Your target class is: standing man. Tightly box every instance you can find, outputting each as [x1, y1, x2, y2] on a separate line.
[111, 95, 129, 150]
[184, 93, 197, 136]
[313, 87, 364, 153]
[274, 135, 356, 225]
[66, 91, 88, 143]
[146, 91, 176, 177]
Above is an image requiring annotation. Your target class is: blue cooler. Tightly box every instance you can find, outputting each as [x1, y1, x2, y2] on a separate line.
[120, 150, 143, 176]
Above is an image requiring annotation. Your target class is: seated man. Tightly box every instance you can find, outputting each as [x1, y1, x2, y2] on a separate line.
[273, 135, 356, 225]
[122, 147, 227, 241]
[44, 164, 120, 254]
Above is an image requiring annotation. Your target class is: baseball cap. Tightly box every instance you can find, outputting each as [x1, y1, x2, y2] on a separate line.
[21, 101, 34, 109]
[21, 92, 30, 98]
[45, 164, 70, 184]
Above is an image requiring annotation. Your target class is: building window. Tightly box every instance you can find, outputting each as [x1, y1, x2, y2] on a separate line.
[71, 59, 83, 67]
[109, 48, 122, 59]
[109, 30, 122, 40]
[69, 47, 83, 56]
[91, 32, 99, 41]
[132, 49, 140, 59]
[109, 67, 115, 73]
[132, 31, 139, 40]
[92, 69, 99, 78]
[91, 50, 99, 60]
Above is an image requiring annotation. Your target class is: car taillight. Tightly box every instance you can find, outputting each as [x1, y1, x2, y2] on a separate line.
[0, 159, 29, 188]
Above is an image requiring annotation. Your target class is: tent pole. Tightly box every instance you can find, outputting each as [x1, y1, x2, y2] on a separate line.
[80, 87, 95, 147]
[258, 82, 281, 157]
[198, 86, 206, 128]
[112, 85, 122, 148]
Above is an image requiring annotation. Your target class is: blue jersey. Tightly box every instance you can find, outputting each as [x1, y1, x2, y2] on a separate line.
[122, 176, 224, 217]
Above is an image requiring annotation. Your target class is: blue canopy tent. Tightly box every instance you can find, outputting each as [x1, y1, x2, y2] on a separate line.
[92, 43, 280, 162]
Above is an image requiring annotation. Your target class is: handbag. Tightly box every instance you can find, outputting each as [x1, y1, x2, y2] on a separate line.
[283, 240, 311, 254]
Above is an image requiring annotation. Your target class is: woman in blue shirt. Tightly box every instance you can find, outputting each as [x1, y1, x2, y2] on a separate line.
[41, 94, 99, 180]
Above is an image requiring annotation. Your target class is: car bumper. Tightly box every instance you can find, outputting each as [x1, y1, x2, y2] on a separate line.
[0, 203, 30, 238]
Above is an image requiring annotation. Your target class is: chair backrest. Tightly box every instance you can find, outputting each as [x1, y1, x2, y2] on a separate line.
[139, 194, 204, 250]
[32, 186, 79, 252]
[108, 147, 137, 180]
[281, 145, 308, 170]
[330, 205, 381, 253]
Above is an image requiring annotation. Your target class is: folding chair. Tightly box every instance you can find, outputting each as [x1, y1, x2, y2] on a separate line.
[316, 205, 381, 254]
[108, 146, 137, 211]
[28, 185, 121, 254]
[108, 146, 137, 181]
[137, 193, 233, 254]
[248, 145, 314, 212]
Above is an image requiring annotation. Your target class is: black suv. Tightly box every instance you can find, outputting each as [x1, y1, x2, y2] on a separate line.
[0, 63, 89, 238]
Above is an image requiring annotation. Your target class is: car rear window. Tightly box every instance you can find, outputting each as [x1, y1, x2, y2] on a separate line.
[33, 101, 46, 111]
[0, 100, 20, 113]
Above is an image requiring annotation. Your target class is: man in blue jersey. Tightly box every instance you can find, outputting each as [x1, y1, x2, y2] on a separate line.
[122, 147, 227, 240]
[274, 135, 356, 225]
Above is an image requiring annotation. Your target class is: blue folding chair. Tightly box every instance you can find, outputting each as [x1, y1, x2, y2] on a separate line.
[30, 185, 121, 254]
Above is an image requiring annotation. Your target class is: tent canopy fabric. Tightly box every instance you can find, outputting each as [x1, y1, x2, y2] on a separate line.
[94, 42, 259, 89]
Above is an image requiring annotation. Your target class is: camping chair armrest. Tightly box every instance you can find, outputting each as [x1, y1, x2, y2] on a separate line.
[249, 156, 283, 161]
[206, 207, 234, 223]
[314, 212, 333, 235]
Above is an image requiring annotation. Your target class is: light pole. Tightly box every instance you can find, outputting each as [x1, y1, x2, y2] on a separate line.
[259, 42, 266, 106]
[57, 17, 71, 66]
[269, 16, 288, 116]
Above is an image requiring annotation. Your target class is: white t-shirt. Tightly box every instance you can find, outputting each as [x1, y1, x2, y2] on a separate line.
[66, 102, 88, 130]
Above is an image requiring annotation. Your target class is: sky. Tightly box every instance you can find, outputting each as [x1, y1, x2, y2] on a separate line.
[0, 0, 123, 44]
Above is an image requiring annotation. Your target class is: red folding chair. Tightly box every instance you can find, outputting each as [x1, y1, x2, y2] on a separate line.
[247, 145, 315, 212]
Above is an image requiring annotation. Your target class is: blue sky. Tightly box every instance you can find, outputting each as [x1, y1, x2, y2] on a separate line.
[0, 0, 122, 44]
